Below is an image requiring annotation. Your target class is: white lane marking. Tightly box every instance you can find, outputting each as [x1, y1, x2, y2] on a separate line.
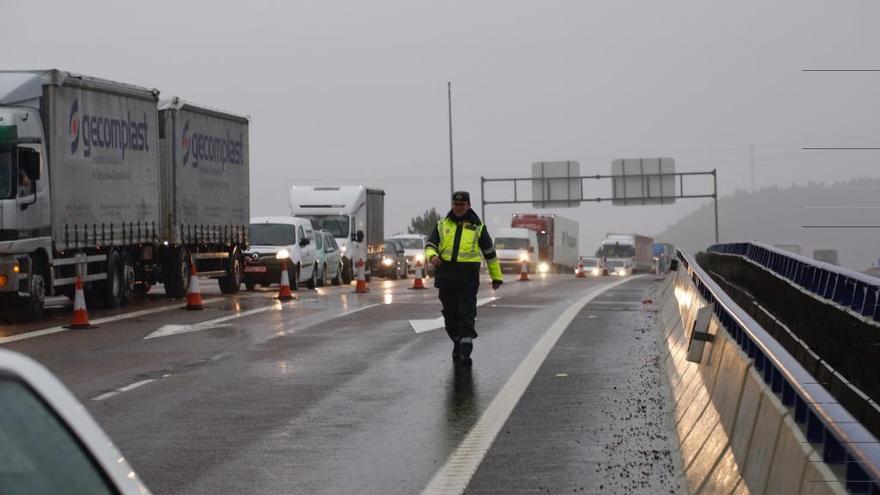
[146, 301, 384, 340]
[409, 297, 499, 334]
[421, 276, 642, 495]
[144, 305, 280, 339]
[0, 297, 226, 345]
[92, 379, 156, 401]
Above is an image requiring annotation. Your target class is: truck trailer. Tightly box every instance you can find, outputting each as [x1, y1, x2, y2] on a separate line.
[0, 70, 249, 316]
[289, 185, 384, 283]
[510, 213, 578, 273]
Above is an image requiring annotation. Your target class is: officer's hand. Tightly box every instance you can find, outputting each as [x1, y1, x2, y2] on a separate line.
[430, 256, 442, 268]
[491, 279, 503, 290]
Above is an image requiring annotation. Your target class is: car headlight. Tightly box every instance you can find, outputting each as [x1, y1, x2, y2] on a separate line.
[592, 268, 600, 275]
[276, 249, 290, 260]
[340, 245, 347, 253]
[415, 253, 425, 262]
[382, 258, 394, 266]
[538, 262, 550, 273]
[518, 252, 529, 262]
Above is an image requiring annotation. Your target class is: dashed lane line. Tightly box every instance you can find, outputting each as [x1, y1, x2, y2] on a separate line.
[92, 379, 156, 401]
[420, 276, 643, 495]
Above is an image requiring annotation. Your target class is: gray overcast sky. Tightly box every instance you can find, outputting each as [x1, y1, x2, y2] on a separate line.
[5, 0, 879, 253]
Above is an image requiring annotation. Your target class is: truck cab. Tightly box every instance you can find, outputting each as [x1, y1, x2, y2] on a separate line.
[493, 227, 539, 273]
[0, 79, 52, 315]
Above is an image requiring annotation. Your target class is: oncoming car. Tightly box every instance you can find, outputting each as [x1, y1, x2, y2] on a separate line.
[577, 257, 608, 276]
[388, 234, 428, 275]
[606, 258, 632, 276]
[370, 241, 407, 279]
[0, 348, 150, 494]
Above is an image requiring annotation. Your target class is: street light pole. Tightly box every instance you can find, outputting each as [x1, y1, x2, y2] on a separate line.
[448, 81, 454, 197]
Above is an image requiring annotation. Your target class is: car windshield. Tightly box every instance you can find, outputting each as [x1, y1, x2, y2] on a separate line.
[392, 238, 423, 249]
[300, 216, 349, 238]
[607, 260, 625, 267]
[383, 242, 401, 253]
[250, 224, 296, 245]
[582, 259, 599, 267]
[0, 151, 14, 200]
[495, 238, 530, 250]
[0, 377, 115, 494]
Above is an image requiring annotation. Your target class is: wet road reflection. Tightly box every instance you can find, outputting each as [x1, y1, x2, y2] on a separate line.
[444, 363, 479, 450]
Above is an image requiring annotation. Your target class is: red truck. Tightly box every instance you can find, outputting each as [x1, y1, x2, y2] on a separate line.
[510, 214, 579, 273]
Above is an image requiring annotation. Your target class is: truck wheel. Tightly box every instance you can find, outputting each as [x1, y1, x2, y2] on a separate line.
[306, 263, 318, 289]
[120, 252, 134, 306]
[219, 249, 243, 294]
[164, 248, 190, 299]
[24, 256, 47, 319]
[342, 259, 352, 285]
[100, 250, 125, 309]
[331, 262, 342, 286]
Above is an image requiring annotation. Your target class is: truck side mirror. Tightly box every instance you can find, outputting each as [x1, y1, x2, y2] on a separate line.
[18, 148, 40, 181]
[354, 231, 364, 243]
[300, 237, 310, 247]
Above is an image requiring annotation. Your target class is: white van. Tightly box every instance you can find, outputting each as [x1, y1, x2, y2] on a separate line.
[389, 233, 427, 275]
[244, 217, 319, 290]
[493, 227, 539, 273]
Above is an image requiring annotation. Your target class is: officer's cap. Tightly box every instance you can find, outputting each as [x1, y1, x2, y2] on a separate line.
[452, 191, 470, 203]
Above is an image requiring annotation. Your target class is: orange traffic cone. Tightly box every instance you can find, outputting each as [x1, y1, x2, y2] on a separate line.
[65, 276, 97, 329]
[184, 263, 204, 310]
[354, 258, 369, 293]
[409, 260, 426, 290]
[277, 259, 296, 301]
[575, 257, 587, 278]
[518, 260, 530, 281]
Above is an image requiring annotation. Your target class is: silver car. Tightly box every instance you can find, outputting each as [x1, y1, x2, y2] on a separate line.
[315, 229, 344, 286]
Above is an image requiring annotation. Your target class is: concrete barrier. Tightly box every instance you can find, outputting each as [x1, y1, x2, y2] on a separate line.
[659, 266, 848, 494]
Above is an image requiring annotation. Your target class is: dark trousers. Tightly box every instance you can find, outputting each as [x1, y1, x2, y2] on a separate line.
[439, 286, 478, 341]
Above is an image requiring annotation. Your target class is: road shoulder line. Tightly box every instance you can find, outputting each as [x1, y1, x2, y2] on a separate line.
[421, 276, 642, 495]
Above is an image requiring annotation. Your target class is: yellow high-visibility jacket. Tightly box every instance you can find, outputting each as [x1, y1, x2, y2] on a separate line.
[425, 209, 502, 282]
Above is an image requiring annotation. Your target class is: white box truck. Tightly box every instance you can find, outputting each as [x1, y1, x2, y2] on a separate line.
[0, 70, 249, 316]
[510, 213, 579, 272]
[289, 185, 384, 283]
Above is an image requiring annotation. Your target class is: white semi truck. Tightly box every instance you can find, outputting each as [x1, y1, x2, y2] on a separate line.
[0, 70, 249, 316]
[598, 233, 654, 274]
[289, 185, 384, 283]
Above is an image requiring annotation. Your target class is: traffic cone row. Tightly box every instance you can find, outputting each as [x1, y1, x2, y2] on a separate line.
[575, 257, 586, 278]
[354, 258, 369, 293]
[65, 276, 97, 329]
[184, 262, 204, 310]
[409, 260, 426, 290]
[277, 259, 296, 301]
[518, 260, 530, 281]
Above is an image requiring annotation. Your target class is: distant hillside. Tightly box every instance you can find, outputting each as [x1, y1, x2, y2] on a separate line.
[655, 177, 880, 271]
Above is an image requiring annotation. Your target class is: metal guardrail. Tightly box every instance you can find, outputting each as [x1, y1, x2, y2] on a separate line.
[708, 241, 880, 324]
[677, 249, 880, 493]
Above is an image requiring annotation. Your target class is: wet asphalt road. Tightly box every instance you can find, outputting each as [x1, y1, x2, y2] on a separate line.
[1, 274, 681, 494]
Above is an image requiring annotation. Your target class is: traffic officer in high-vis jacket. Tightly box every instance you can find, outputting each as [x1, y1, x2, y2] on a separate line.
[425, 191, 503, 364]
